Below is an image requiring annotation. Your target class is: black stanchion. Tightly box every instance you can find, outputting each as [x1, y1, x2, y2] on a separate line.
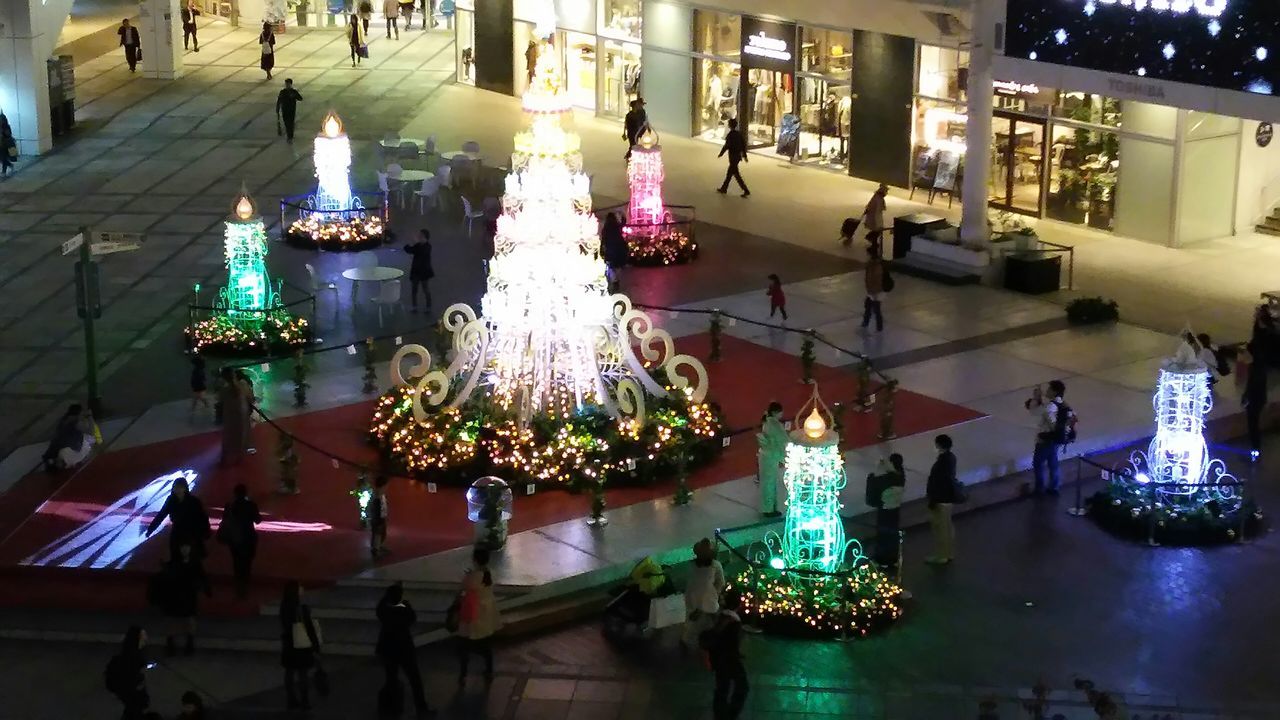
[1067, 454, 1088, 516]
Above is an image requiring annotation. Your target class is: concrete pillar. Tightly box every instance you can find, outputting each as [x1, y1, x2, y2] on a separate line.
[0, 0, 54, 155]
[959, 0, 996, 245]
[138, 0, 184, 80]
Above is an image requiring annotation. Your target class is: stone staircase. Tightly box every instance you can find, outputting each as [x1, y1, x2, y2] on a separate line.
[1257, 205, 1280, 236]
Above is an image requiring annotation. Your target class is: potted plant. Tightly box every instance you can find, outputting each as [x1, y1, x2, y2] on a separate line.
[1052, 169, 1087, 224]
[1065, 296, 1119, 325]
[291, 0, 309, 26]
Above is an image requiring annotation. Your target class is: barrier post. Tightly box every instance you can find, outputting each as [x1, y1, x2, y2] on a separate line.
[1146, 482, 1160, 547]
[1067, 455, 1088, 516]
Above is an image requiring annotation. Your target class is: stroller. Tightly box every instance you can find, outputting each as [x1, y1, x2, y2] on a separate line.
[602, 556, 677, 642]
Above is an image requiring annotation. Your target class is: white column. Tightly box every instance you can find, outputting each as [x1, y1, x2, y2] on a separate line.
[959, 0, 996, 245]
[138, 0, 184, 80]
[0, 0, 54, 154]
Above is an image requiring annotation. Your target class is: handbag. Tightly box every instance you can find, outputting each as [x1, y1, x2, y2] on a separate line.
[291, 617, 322, 648]
[646, 592, 686, 629]
[358, 43, 370, 58]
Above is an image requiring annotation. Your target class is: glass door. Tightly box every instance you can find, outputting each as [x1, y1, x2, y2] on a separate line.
[742, 69, 792, 149]
[989, 112, 1046, 216]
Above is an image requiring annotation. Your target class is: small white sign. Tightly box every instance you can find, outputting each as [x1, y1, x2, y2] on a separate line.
[394, 336, 403, 345]
[346, 345, 358, 355]
[669, 311, 679, 319]
[1101, 469, 1111, 482]
[722, 436, 731, 448]
[784, 421, 792, 431]
[260, 363, 270, 372]
[526, 483, 536, 496]
[727, 318, 736, 327]
[427, 482, 438, 493]
[626, 458, 637, 471]
[61, 233, 84, 256]
[331, 459, 339, 469]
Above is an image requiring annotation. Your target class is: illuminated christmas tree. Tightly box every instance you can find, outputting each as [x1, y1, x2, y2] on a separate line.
[370, 34, 721, 488]
[187, 191, 309, 354]
[734, 387, 904, 638]
[285, 111, 384, 250]
[622, 128, 697, 265]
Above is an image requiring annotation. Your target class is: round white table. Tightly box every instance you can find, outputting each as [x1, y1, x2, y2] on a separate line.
[397, 169, 435, 183]
[440, 150, 482, 162]
[342, 266, 404, 303]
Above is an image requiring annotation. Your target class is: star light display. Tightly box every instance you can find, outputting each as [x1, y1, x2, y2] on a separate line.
[731, 388, 903, 638]
[186, 192, 309, 354]
[1006, 0, 1280, 98]
[622, 127, 697, 266]
[285, 112, 385, 250]
[1092, 337, 1262, 543]
[369, 37, 722, 489]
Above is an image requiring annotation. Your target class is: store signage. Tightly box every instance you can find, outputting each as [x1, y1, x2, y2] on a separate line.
[1107, 77, 1166, 100]
[1005, 0, 1280, 99]
[740, 17, 795, 73]
[1259, 122, 1274, 147]
[993, 79, 1041, 97]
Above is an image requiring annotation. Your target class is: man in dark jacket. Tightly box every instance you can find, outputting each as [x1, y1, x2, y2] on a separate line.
[146, 477, 211, 562]
[403, 229, 435, 312]
[622, 98, 647, 159]
[716, 118, 749, 198]
[376, 583, 435, 717]
[218, 483, 261, 599]
[706, 591, 748, 720]
[118, 19, 141, 73]
[275, 79, 304, 142]
[925, 434, 958, 565]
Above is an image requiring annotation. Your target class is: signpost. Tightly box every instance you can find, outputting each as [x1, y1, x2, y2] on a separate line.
[67, 226, 145, 416]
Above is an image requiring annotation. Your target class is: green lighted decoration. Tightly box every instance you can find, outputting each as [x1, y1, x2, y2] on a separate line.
[186, 191, 309, 354]
[782, 393, 847, 573]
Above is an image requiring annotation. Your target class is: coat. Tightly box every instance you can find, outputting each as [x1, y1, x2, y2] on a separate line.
[457, 567, 499, 639]
[151, 557, 210, 618]
[147, 493, 211, 552]
[926, 451, 958, 506]
[217, 497, 260, 551]
[864, 257, 884, 296]
[403, 242, 435, 280]
[375, 599, 417, 660]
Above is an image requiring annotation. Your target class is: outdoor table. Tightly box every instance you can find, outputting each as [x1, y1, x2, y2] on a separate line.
[343, 266, 404, 303]
[440, 150, 482, 163]
[380, 138, 428, 152]
[397, 169, 435, 183]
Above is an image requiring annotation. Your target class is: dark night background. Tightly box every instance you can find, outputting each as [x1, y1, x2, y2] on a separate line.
[1004, 0, 1280, 96]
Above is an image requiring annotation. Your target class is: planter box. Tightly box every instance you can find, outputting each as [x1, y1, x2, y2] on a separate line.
[910, 229, 991, 270]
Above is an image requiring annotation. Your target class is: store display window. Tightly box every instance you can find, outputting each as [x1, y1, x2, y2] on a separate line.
[742, 68, 792, 149]
[798, 26, 851, 83]
[694, 58, 739, 140]
[913, 98, 967, 155]
[917, 44, 968, 101]
[693, 10, 740, 59]
[794, 76, 848, 168]
[1051, 92, 1122, 130]
[600, 0, 641, 42]
[1045, 123, 1118, 230]
[456, 7, 476, 85]
[561, 31, 598, 110]
[602, 40, 641, 118]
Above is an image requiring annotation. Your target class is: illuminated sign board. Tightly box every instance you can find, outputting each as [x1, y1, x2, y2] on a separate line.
[1005, 0, 1280, 98]
[740, 16, 796, 73]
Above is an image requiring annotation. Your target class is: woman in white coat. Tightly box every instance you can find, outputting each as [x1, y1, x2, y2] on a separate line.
[757, 402, 788, 517]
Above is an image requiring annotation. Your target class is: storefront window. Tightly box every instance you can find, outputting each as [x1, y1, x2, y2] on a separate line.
[600, 0, 641, 41]
[694, 58, 739, 140]
[917, 44, 968, 101]
[456, 5, 476, 86]
[796, 76, 850, 169]
[1051, 92, 1122, 129]
[602, 40, 641, 118]
[989, 114, 1046, 215]
[913, 98, 967, 155]
[798, 27, 851, 83]
[1046, 123, 1119, 230]
[693, 10, 740, 59]
[561, 31, 597, 110]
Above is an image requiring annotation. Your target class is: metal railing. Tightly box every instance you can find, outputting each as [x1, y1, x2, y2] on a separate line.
[186, 280, 318, 347]
[278, 190, 390, 248]
[995, 235, 1076, 290]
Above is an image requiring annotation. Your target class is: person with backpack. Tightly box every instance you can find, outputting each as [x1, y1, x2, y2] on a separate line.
[701, 591, 748, 720]
[867, 454, 906, 569]
[105, 625, 151, 720]
[1026, 380, 1074, 496]
[861, 245, 890, 332]
[681, 538, 725, 650]
[925, 434, 959, 565]
[455, 547, 499, 686]
[217, 483, 261, 599]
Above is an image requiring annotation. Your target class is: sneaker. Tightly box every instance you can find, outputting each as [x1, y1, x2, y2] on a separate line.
[741, 192, 750, 198]
[715, 188, 727, 194]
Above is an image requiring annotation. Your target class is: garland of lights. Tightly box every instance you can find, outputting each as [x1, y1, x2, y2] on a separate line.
[1091, 338, 1263, 544]
[730, 388, 904, 638]
[186, 192, 310, 355]
[622, 128, 697, 266]
[285, 112, 385, 251]
[368, 34, 721, 489]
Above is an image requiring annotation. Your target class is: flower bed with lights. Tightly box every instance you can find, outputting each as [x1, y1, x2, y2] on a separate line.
[1087, 338, 1264, 545]
[186, 192, 311, 355]
[283, 111, 386, 252]
[368, 44, 720, 492]
[728, 389, 904, 639]
[617, 127, 697, 266]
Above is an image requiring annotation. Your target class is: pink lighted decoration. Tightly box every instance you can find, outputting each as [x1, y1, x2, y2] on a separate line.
[626, 133, 671, 232]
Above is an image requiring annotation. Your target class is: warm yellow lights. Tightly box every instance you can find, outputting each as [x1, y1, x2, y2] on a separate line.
[803, 408, 827, 440]
[234, 195, 255, 220]
[321, 112, 344, 138]
[637, 126, 658, 149]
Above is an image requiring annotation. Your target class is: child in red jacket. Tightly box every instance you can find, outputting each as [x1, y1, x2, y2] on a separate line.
[766, 274, 787, 321]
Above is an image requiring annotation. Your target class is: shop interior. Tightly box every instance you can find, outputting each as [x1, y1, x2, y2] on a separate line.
[602, 40, 641, 118]
[743, 69, 792, 148]
[695, 60, 740, 141]
[561, 31, 597, 110]
[795, 78, 851, 169]
[456, 5, 475, 85]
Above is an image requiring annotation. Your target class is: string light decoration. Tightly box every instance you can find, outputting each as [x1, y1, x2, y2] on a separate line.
[1092, 337, 1262, 544]
[369, 23, 722, 489]
[623, 128, 696, 266]
[186, 191, 310, 354]
[730, 387, 904, 637]
[285, 112, 385, 250]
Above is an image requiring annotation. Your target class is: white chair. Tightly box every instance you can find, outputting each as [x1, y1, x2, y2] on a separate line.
[371, 279, 401, 327]
[414, 177, 440, 214]
[377, 171, 391, 205]
[462, 140, 480, 154]
[305, 263, 339, 308]
[461, 195, 485, 236]
[423, 135, 437, 155]
[436, 164, 452, 189]
[385, 164, 405, 206]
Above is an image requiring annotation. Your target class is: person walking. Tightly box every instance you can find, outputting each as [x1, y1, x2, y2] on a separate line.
[259, 22, 276, 80]
[1242, 341, 1268, 458]
[456, 547, 499, 686]
[359, 0, 374, 33]
[105, 626, 152, 720]
[181, 1, 199, 52]
[925, 434, 958, 565]
[715, 118, 749, 198]
[217, 483, 261, 599]
[860, 183, 889, 251]
[279, 581, 322, 712]
[1026, 380, 1072, 496]
[861, 246, 886, 332]
[765, 274, 787, 321]
[235, 369, 258, 454]
[399, 0, 416, 30]
[349, 13, 368, 66]
[870, 454, 906, 569]
[145, 476, 211, 562]
[600, 212, 628, 293]
[623, 98, 647, 159]
[403, 229, 434, 312]
[150, 544, 211, 656]
[0, 113, 16, 178]
[704, 591, 748, 720]
[218, 367, 248, 465]
[681, 538, 725, 650]
[383, 0, 401, 38]
[189, 355, 210, 418]
[275, 78, 303, 143]
[118, 19, 141, 73]
[376, 583, 436, 717]
[756, 402, 786, 517]
[369, 475, 390, 557]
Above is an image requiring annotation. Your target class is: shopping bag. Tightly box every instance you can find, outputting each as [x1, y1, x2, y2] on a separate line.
[357, 44, 370, 59]
[646, 592, 686, 629]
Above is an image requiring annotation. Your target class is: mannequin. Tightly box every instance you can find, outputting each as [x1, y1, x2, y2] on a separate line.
[837, 95, 851, 156]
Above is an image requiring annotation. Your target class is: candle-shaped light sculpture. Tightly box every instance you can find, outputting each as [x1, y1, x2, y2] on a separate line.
[621, 126, 697, 265]
[312, 111, 355, 221]
[781, 394, 848, 575]
[286, 111, 384, 250]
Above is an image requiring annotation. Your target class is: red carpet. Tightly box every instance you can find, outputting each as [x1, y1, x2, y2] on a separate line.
[0, 333, 981, 612]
